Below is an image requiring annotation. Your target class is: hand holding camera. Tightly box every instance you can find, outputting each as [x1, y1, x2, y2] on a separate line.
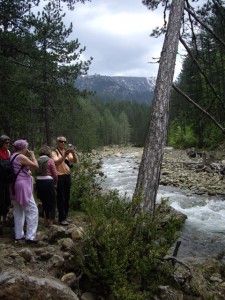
[64, 143, 77, 168]
[67, 144, 77, 155]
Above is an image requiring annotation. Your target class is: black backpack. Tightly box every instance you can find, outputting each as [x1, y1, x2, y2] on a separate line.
[0, 154, 24, 185]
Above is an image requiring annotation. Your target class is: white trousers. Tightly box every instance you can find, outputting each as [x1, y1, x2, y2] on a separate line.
[12, 195, 38, 240]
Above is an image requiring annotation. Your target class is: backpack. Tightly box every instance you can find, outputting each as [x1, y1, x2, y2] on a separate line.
[0, 154, 24, 185]
[36, 156, 50, 176]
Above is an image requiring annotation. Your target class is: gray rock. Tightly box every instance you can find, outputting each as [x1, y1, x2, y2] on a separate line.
[0, 269, 79, 300]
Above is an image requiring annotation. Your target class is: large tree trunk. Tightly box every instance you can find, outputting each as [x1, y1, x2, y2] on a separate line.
[134, 0, 185, 214]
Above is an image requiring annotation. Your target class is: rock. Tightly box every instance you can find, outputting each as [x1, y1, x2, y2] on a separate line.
[71, 227, 83, 240]
[157, 285, 184, 299]
[81, 292, 95, 300]
[18, 248, 35, 262]
[48, 224, 66, 242]
[61, 272, 76, 286]
[59, 238, 75, 251]
[210, 273, 223, 283]
[0, 269, 79, 300]
[50, 254, 65, 267]
[39, 251, 53, 260]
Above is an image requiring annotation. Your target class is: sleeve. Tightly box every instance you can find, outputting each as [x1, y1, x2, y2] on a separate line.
[48, 159, 58, 186]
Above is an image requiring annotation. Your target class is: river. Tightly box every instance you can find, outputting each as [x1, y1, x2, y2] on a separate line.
[100, 151, 225, 260]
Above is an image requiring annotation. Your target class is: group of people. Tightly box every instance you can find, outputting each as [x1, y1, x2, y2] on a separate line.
[0, 135, 78, 243]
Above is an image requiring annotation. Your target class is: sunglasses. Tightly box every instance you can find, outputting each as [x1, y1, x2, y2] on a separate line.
[4, 141, 10, 144]
[58, 140, 67, 144]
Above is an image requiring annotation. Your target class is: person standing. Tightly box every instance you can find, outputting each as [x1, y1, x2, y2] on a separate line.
[51, 136, 78, 226]
[0, 135, 11, 225]
[36, 145, 58, 227]
[10, 139, 39, 243]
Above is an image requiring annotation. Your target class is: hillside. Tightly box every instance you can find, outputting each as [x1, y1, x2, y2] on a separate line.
[75, 75, 156, 103]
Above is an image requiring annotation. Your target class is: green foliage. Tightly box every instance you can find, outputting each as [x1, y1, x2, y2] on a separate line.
[70, 153, 104, 210]
[169, 2, 225, 149]
[74, 189, 183, 299]
[168, 120, 198, 148]
[0, 0, 92, 144]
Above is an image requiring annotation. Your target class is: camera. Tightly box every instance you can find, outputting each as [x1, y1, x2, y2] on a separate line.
[65, 159, 73, 168]
[68, 144, 73, 148]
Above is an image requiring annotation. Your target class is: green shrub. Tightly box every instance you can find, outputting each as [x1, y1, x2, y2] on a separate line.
[70, 154, 105, 210]
[75, 191, 183, 299]
[168, 121, 197, 148]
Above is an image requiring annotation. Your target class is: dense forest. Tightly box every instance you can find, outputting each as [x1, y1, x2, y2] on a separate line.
[0, 0, 224, 151]
[169, 0, 225, 149]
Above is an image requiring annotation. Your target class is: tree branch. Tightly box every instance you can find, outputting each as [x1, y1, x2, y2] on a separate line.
[184, 6, 225, 50]
[163, 255, 192, 275]
[179, 36, 224, 108]
[172, 84, 225, 134]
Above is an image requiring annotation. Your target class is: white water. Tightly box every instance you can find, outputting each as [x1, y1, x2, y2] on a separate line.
[100, 152, 225, 259]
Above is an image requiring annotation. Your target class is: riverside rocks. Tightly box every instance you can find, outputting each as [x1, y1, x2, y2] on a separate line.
[0, 223, 84, 299]
[94, 146, 225, 197]
[161, 148, 225, 196]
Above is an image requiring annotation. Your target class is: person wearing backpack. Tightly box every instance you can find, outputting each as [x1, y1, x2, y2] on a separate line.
[0, 135, 11, 225]
[36, 145, 58, 227]
[10, 139, 39, 243]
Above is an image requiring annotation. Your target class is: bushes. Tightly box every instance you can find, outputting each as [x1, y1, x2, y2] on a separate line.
[70, 153, 104, 210]
[74, 188, 183, 299]
[69, 156, 184, 299]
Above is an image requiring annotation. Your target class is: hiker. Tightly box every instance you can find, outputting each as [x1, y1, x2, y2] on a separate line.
[10, 139, 39, 243]
[36, 145, 58, 227]
[51, 136, 78, 226]
[0, 135, 11, 225]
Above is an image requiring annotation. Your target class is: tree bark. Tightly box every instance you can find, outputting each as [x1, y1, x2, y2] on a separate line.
[134, 0, 185, 215]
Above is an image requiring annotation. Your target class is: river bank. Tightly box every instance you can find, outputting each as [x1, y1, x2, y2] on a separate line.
[93, 146, 225, 197]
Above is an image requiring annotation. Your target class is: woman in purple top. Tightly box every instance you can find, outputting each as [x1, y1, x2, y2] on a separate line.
[10, 139, 39, 243]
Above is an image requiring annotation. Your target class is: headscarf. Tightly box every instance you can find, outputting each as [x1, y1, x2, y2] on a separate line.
[12, 139, 28, 150]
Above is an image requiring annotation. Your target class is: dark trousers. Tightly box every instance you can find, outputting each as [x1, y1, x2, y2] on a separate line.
[36, 179, 56, 220]
[0, 182, 11, 217]
[56, 174, 71, 222]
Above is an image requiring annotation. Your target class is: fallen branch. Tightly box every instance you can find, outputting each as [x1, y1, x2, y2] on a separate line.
[163, 255, 192, 276]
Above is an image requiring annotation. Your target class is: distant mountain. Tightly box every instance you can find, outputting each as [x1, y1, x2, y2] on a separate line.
[75, 75, 156, 104]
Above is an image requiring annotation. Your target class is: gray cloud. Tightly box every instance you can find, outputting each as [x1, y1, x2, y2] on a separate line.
[67, 0, 182, 78]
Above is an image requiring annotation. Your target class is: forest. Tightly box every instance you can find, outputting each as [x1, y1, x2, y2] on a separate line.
[169, 0, 225, 150]
[0, 0, 224, 152]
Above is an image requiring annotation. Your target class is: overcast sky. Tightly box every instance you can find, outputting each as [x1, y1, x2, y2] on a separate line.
[65, 0, 183, 79]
